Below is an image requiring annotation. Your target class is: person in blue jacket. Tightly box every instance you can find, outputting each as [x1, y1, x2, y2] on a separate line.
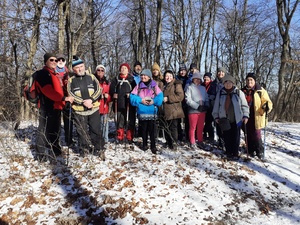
[130, 69, 163, 154]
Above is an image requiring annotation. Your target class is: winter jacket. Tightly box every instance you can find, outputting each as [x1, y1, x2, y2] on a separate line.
[132, 71, 141, 85]
[212, 87, 249, 127]
[202, 80, 217, 108]
[185, 83, 209, 114]
[130, 80, 163, 120]
[210, 77, 223, 108]
[162, 80, 185, 120]
[35, 66, 66, 111]
[241, 84, 273, 129]
[109, 74, 136, 111]
[97, 77, 111, 114]
[67, 73, 102, 113]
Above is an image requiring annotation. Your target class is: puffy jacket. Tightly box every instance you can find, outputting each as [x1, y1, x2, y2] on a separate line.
[185, 82, 209, 114]
[162, 80, 185, 120]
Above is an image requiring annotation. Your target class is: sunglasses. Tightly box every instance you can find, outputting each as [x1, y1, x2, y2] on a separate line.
[97, 69, 104, 72]
[57, 58, 65, 62]
[49, 58, 58, 62]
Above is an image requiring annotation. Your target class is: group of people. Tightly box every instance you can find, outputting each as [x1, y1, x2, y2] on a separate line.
[32, 52, 273, 163]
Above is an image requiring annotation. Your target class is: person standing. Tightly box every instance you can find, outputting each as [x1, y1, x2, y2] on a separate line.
[185, 72, 209, 149]
[201, 72, 216, 143]
[151, 62, 164, 90]
[55, 53, 74, 147]
[212, 75, 249, 159]
[130, 69, 163, 154]
[67, 56, 105, 160]
[162, 70, 185, 150]
[34, 52, 74, 162]
[95, 64, 111, 144]
[241, 73, 273, 159]
[211, 67, 226, 149]
[109, 63, 136, 144]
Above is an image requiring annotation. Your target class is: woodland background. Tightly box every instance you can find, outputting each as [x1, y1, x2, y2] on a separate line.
[0, 0, 299, 124]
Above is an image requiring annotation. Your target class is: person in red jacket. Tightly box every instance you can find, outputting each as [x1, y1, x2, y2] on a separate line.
[94, 64, 111, 143]
[34, 52, 74, 162]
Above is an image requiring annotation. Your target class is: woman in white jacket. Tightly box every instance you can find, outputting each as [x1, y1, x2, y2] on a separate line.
[185, 72, 209, 149]
[212, 75, 249, 159]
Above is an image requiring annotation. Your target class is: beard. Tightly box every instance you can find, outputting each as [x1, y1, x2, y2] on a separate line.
[57, 62, 66, 68]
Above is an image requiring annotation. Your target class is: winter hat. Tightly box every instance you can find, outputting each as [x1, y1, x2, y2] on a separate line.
[222, 75, 235, 85]
[119, 63, 130, 72]
[189, 63, 197, 70]
[246, 73, 256, 81]
[44, 52, 56, 64]
[72, 55, 84, 67]
[192, 71, 202, 80]
[164, 69, 175, 78]
[134, 61, 142, 67]
[217, 67, 226, 73]
[179, 63, 187, 71]
[152, 62, 160, 72]
[141, 69, 152, 79]
[204, 72, 212, 79]
[56, 54, 65, 61]
[96, 64, 106, 73]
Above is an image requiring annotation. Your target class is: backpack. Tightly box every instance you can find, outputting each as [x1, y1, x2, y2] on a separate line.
[23, 71, 39, 104]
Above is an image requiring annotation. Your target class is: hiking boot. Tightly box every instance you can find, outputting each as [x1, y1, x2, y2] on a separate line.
[151, 148, 157, 154]
[197, 142, 206, 149]
[99, 151, 105, 161]
[190, 144, 197, 150]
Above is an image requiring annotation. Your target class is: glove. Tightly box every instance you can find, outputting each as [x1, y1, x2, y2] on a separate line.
[198, 105, 208, 112]
[261, 102, 269, 112]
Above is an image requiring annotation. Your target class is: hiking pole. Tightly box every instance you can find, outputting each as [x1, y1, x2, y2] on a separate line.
[114, 96, 118, 150]
[263, 102, 269, 160]
[66, 102, 72, 166]
[124, 96, 130, 149]
[244, 123, 250, 161]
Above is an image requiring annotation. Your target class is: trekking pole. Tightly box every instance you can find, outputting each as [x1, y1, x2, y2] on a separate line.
[263, 102, 269, 160]
[114, 97, 118, 150]
[244, 123, 250, 161]
[124, 96, 130, 149]
[66, 102, 72, 166]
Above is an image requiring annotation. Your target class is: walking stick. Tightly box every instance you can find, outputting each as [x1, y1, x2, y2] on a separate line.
[66, 102, 72, 166]
[263, 102, 269, 160]
[244, 123, 250, 161]
[124, 97, 130, 149]
[114, 97, 118, 150]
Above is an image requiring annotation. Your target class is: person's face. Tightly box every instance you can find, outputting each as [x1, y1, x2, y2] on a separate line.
[57, 58, 66, 68]
[192, 78, 201, 85]
[164, 72, 174, 83]
[203, 76, 211, 83]
[120, 66, 129, 75]
[152, 70, 159, 77]
[134, 65, 142, 74]
[140, 74, 150, 82]
[73, 63, 85, 76]
[96, 67, 105, 78]
[179, 69, 187, 77]
[246, 77, 256, 88]
[46, 57, 58, 70]
[217, 71, 225, 79]
[224, 80, 234, 89]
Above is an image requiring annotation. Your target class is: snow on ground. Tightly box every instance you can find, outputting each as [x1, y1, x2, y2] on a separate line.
[0, 121, 299, 225]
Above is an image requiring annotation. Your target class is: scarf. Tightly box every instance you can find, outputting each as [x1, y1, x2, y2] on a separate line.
[224, 87, 234, 113]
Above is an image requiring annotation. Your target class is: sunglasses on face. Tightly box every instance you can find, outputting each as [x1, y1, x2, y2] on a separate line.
[97, 69, 104, 72]
[49, 58, 58, 62]
[58, 58, 65, 62]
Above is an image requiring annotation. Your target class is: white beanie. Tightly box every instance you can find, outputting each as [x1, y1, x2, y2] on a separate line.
[95, 64, 106, 73]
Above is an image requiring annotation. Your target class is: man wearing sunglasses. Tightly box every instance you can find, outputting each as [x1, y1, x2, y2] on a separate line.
[56, 54, 74, 147]
[34, 52, 74, 162]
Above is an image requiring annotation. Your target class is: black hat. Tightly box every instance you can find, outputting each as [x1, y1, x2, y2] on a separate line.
[246, 73, 256, 81]
[204, 72, 212, 79]
[189, 63, 197, 70]
[179, 63, 187, 71]
[134, 61, 142, 67]
[44, 52, 56, 64]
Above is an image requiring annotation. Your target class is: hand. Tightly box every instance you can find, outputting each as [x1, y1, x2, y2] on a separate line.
[65, 96, 74, 104]
[104, 93, 109, 98]
[126, 93, 130, 98]
[262, 102, 269, 112]
[198, 105, 208, 112]
[242, 117, 248, 124]
[83, 99, 93, 109]
[163, 97, 168, 103]
[113, 93, 118, 99]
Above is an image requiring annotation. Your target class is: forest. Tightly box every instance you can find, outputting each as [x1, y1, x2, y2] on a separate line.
[0, 0, 299, 124]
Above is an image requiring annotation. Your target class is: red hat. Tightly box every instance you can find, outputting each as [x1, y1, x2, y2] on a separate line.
[119, 63, 130, 72]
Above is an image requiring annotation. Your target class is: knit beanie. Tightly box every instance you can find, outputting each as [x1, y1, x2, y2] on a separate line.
[44, 52, 56, 64]
[119, 63, 130, 72]
[134, 61, 142, 67]
[179, 63, 187, 71]
[204, 72, 212, 79]
[72, 55, 84, 67]
[246, 73, 256, 81]
[222, 75, 235, 85]
[152, 62, 160, 72]
[189, 63, 197, 70]
[164, 69, 175, 78]
[217, 67, 226, 73]
[192, 71, 202, 80]
[141, 69, 152, 79]
[96, 64, 106, 73]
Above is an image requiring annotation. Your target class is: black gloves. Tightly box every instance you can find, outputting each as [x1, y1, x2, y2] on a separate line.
[198, 105, 208, 112]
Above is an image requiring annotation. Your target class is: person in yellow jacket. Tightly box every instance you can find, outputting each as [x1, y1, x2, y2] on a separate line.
[241, 73, 273, 159]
